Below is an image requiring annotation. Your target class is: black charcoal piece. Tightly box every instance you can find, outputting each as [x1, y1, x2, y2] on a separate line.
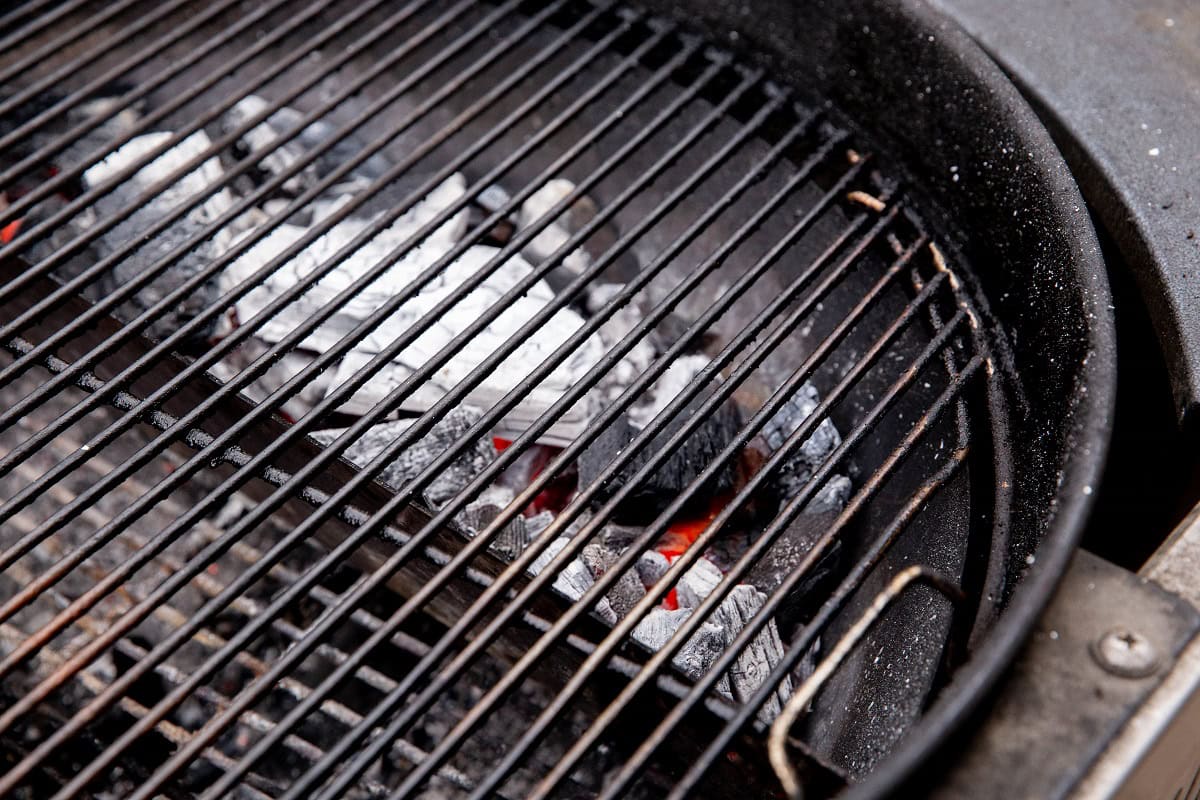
[746, 511, 845, 636]
[576, 394, 741, 525]
[310, 407, 495, 508]
[453, 485, 528, 561]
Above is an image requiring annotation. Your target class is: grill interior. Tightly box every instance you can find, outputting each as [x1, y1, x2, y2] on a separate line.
[0, 0, 1003, 797]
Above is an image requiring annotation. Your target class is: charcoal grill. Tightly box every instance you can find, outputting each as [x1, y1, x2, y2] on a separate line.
[0, 0, 1113, 798]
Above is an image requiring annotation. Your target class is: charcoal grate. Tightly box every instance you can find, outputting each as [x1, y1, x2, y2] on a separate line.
[0, 0, 999, 797]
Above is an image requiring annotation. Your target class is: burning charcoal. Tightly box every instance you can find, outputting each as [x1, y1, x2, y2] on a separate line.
[552, 554, 618, 623]
[221, 96, 393, 196]
[636, 550, 670, 589]
[675, 558, 723, 610]
[710, 584, 793, 721]
[304, 240, 606, 446]
[632, 608, 729, 693]
[808, 475, 852, 514]
[577, 389, 741, 525]
[626, 354, 713, 431]
[518, 178, 592, 282]
[580, 542, 646, 619]
[761, 383, 845, 503]
[81, 131, 236, 346]
[222, 174, 469, 354]
[452, 485, 529, 561]
[599, 522, 642, 553]
[309, 406, 495, 508]
[524, 510, 555, 539]
[527, 537, 570, 577]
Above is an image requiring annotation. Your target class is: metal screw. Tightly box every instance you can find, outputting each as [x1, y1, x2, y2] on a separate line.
[1090, 628, 1161, 679]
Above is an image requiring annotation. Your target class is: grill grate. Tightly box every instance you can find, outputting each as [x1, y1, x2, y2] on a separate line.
[0, 0, 998, 797]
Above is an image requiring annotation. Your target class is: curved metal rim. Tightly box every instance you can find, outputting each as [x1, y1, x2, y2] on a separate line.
[840, 0, 1117, 796]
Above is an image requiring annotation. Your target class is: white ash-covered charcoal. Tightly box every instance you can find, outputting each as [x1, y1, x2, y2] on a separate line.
[221, 174, 468, 353]
[526, 537, 618, 623]
[517, 178, 593, 285]
[469, 183, 517, 246]
[219, 96, 393, 199]
[599, 522, 643, 553]
[576, 387, 741, 525]
[636, 550, 670, 589]
[674, 557, 723, 610]
[452, 485, 529, 561]
[580, 542, 646, 619]
[631, 608, 731, 695]
[710, 584, 793, 721]
[206, 338, 329, 421]
[626, 354, 713, 431]
[308, 406, 495, 508]
[80, 131, 236, 345]
[761, 383, 846, 505]
[524, 510, 556, 540]
[586, 282, 659, 406]
[322, 243, 607, 446]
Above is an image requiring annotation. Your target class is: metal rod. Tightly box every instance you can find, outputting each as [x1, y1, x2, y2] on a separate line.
[478, 237, 937, 799]
[0, 0, 242, 125]
[0, 0, 549, 462]
[401, 220, 928, 800]
[0, 0, 145, 88]
[0, 33, 727, 795]
[768, 566, 963, 799]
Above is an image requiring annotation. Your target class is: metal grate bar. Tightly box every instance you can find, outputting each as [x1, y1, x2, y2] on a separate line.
[0, 0, 145, 87]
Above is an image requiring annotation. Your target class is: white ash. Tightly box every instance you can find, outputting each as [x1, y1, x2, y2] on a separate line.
[627, 354, 713, 430]
[527, 537, 618, 624]
[588, 284, 658, 405]
[524, 510, 555, 540]
[674, 557, 723, 610]
[309, 406, 494, 508]
[81, 130, 236, 343]
[632, 608, 730, 696]
[219, 174, 468, 353]
[314, 242, 607, 446]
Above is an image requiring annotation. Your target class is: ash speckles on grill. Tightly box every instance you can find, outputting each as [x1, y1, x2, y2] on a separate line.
[0, 1, 993, 798]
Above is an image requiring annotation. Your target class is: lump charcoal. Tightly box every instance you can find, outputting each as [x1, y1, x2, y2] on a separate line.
[626, 354, 712, 431]
[81, 131, 235, 346]
[577, 389, 741, 525]
[524, 510, 555, 540]
[631, 608, 730, 694]
[517, 178, 592, 283]
[746, 512, 845, 636]
[207, 338, 329, 421]
[710, 584, 793, 721]
[674, 558, 723, 610]
[580, 542, 646, 619]
[599, 522, 642, 553]
[222, 174, 468, 354]
[309, 406, 495, 508]
[761, 383, 846, 503]
[452, 485, 528, 561]
[636, 550, 670, 589]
